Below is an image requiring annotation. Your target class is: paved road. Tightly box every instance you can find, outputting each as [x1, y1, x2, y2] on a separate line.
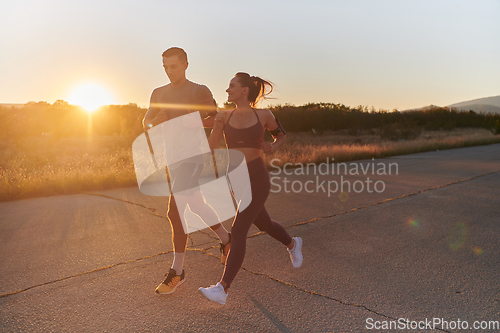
[1, 144, 499, 332]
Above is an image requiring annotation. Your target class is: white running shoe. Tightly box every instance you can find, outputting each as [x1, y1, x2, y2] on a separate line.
[198, 282, 228, 305]
[287, 237, 303, 268]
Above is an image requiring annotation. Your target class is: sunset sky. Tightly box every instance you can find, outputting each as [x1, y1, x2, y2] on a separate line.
[1, 0, 499, 111]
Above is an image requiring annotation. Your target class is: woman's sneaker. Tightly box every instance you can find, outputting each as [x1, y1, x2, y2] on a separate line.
[155, 269, 185, 294]
[198, 283, 228, 305]
[287, 237, 303, 268]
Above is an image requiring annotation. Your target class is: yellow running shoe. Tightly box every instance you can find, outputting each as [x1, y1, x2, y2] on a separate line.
[155, 269, 186, 294]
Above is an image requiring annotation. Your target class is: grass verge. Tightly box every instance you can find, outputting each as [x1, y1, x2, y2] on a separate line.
[1, 128, 499, 201]
[264, 128, 500, 166]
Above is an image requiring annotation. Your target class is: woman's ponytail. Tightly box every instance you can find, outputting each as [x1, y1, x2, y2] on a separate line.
[235, 72, 274, 106]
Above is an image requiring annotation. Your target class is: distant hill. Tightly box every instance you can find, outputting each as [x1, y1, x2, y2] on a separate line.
[448, 95, 500, 108]
[403, 95, 500, 115]
[448, 104, 500, 114]
[0, 103, 24, 109]
[447, 95, 500, 114]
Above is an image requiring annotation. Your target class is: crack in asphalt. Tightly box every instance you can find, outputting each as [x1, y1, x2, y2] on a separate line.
[0, 244, 222, 299]
[187, 233, 194, 247]
[86, 170, 499, 243]
[84, 193, 223, 245]
[197, 228, 220, 242]
[195, 172, 498, 332]
[82, 193, 220, 246]
[241, 268, 452, 333]
[83, 193, 166, 218]
[0, 250, 174, 299]
[195, 247, 451, 332]
[247, 170, 500, 239]
[2, 171, 496, 332]
[199, 247, 452, 332]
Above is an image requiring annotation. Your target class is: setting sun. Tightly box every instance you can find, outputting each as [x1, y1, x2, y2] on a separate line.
[68, 83, 114, 112]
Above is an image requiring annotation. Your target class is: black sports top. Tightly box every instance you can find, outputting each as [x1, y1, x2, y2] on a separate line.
[224, 108, 264, 149]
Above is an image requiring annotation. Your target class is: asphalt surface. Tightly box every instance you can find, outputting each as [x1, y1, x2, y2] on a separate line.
[1, 144, 499, 332]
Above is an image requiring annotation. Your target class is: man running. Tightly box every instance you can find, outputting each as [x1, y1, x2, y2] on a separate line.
[143, 47, 231, 295]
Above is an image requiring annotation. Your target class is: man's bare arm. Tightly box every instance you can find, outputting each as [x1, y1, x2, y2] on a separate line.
[142, 89, 170, 131]
[198, 87, 218, 128]
[202, 114, 216, 128]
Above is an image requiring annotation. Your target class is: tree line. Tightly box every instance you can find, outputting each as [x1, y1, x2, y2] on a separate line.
[1, 101, 499, 143]
[272, 103, 499, 132]
[0, 101, 145, 142]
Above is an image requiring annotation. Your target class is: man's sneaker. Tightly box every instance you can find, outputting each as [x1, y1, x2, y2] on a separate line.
[198, 282, 228, 305]
[287, 237, 303, 268]
[220, 233, 231, 265]
[155, 268, 185, 294]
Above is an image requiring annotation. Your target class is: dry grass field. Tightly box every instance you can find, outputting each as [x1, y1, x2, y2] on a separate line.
[263, 128, 500, 166]
[1, 128, 499, 201]
[0, 136, 136, 201]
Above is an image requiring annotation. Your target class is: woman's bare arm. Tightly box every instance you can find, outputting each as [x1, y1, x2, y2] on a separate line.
[262, 109, 286, 154]
[208, 111, 227, 150]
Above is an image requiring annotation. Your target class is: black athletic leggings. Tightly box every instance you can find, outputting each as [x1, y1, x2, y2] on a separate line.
[222, 157, 292, 288]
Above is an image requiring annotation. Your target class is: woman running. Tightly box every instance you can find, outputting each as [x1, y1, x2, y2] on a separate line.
[199, 72, 303, 305]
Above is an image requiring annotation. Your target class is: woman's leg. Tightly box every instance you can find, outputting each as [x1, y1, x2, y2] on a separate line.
[252, 207, 292, 247]
[221, 169, 270, 289]
[199, 158, 302, 303]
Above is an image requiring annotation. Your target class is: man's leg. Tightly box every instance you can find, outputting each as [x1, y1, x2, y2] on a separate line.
[188, 189, 230, 245]
[172, 161, 231, 261]
[168, 195, 187, 274]
[155, 194, 187, 295]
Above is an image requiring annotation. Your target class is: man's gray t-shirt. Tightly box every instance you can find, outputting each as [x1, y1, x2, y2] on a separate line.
[145, 80, 216, 122]
[144, 80, 216, 173]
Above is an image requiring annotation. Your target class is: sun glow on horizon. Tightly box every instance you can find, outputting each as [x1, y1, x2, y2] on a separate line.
[68, 83, 114, 112]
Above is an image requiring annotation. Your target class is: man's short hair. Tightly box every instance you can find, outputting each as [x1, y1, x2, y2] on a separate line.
[162, 47, 188, 63]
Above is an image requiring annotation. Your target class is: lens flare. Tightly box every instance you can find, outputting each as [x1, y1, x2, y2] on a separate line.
[406, 217, 420, 229]
[410, 220, 419, 227]
[447, 222, 467, 251]
[472, 247, 484, 256]
[339, 192, 348, 202]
